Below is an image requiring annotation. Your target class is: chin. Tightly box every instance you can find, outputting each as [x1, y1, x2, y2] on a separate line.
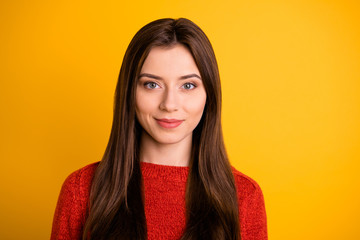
[152, 131, 192, 144]
[155, 136, 185, 145]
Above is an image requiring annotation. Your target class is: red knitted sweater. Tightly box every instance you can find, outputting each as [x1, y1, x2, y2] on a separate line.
[51, 162, 267, 240]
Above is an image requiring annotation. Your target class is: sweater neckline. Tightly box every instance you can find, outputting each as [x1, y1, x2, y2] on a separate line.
[140, 161, 189, 182]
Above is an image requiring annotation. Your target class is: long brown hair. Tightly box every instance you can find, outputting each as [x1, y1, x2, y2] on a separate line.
[83, 18, 240, 240]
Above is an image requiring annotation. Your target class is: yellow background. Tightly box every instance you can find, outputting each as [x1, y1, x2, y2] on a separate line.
[1, 0, 359, 239]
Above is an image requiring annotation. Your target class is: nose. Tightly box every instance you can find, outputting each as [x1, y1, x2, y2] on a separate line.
[159, 88, 179, 112]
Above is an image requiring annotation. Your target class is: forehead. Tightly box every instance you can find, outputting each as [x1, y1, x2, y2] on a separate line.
[140, 44, 200, 77]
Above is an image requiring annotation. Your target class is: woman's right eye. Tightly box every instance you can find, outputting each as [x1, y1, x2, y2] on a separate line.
[144, 82, 159, 89]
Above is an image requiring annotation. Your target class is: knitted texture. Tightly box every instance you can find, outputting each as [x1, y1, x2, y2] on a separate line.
[51, 162, 267, 240]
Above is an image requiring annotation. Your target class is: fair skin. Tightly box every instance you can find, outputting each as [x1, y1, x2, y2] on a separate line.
[135, 44, 207, 167]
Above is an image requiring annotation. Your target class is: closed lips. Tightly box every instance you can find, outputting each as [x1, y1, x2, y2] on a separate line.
[156, 119, 183, 122]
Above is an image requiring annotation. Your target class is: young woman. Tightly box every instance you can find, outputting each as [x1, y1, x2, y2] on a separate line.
[51, 18, 267, 240]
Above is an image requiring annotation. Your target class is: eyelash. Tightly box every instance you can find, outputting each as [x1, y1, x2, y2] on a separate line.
[143, 81, 197, 90]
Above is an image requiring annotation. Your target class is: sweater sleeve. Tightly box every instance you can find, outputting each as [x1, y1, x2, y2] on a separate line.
[50, 170, 84, 240]
[239, 180, 268, 240]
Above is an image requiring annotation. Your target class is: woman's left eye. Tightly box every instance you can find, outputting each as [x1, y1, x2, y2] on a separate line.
[182, 83, 196, 90]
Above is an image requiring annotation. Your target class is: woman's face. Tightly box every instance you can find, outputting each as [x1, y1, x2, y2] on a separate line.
[135, 44, 207, 145]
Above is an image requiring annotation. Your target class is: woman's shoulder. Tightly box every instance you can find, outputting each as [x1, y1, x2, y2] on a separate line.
[230, 166, 268, 239]
[231, 166, 261, 189]
[51, 162, 100, 239]
[66, 162, 100, 181]
[230, 166, 264, 202]
[62, 161, 100, 192]
[57, 161, 100, 205]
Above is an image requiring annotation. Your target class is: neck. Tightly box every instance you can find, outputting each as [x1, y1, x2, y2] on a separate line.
[138, 131, 192, 167]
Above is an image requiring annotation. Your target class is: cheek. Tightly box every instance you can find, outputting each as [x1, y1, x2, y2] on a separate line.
[183, 91, 207, 118]
[135, 90, 159, 119]
[135, 91, 147, 120]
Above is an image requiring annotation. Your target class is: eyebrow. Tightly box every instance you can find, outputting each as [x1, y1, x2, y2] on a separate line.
[138, 73, 202, 80]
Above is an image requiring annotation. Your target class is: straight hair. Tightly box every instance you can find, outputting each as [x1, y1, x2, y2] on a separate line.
[83, 18, 241, 240]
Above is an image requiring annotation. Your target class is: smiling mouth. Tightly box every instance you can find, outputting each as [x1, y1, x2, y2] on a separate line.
[155, 118, 184, 129]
